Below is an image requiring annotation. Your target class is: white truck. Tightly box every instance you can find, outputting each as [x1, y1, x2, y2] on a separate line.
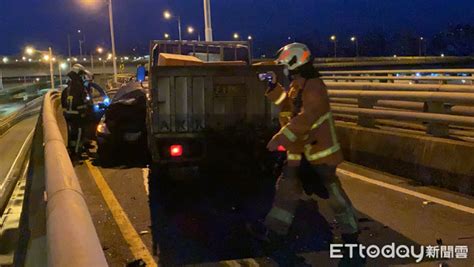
[146, 41, 285, 177]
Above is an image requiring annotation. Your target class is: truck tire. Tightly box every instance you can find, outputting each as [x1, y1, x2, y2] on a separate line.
[98, 144, 114, 166]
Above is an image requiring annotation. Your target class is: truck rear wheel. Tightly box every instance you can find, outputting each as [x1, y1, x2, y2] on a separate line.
[98, 143, 114, 166]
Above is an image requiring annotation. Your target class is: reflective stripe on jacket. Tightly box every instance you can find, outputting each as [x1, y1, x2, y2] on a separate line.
[266, 79, 343, 166]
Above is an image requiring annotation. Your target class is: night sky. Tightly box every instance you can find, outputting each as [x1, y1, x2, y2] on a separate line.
[0, 0, 473, 55]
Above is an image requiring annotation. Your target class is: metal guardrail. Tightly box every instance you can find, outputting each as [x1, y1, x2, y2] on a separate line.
[320, 68, 474, 75]
[0, 97, 44, 136]
[322, 69, 474, 137]
[322, 68, 474, 84]
[0, 126, 34, 216]
[0, 95, 46, 217]
[42, 91, 107, 267]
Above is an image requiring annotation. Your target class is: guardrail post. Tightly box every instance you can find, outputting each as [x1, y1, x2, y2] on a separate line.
[424, 101, 450, 137]
[348, 74, 355, 83]
[387, 73, 394, 83]
[357, 98, 376, 128]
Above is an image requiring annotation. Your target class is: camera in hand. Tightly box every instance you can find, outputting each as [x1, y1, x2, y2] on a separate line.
[258, 72, 273, 82]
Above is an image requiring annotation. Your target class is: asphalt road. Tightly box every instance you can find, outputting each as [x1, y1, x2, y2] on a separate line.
[74, 148, 474, 267]
[0, 103, 25, 119]
[0, 115, 37, 185]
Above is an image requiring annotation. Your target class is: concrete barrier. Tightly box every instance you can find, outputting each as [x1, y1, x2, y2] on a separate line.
[336, 122, 474, 195]
[42, 91, 107, 267]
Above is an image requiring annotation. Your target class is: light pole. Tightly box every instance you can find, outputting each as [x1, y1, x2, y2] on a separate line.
[26, 46, 55, 90]
[187, 26, 201, 41]
[164, 10, 182, 41]
[203, 0, 213, 41]
[350, 36, 359, 57]
[77, 29, 85, 58]
[107, 0, 118, 83]
[67, 34, 72, 68]
[419, 37, 424, 56]
[92, 46, 105, 71]
[78, 0, 117, 83]
[330, 35, 337, 58]
[247, 35, 254, 59]
[59, 62, 68, 87]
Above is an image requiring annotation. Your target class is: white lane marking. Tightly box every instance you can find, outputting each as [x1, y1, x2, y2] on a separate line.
[337, 168, 474, 215]
[142, 167, 149, 195]
[0, 128, 35, 191]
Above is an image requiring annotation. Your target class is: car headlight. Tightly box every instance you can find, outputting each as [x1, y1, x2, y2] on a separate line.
[103, 97, 110, 106]
[97, 121, 110, 134]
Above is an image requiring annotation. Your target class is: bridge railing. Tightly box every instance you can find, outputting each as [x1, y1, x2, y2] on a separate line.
[42, 91, 107, 267]
[321, 69, 474, 85]
[0, 96, 43, 135]
[321, 69, 474, 139]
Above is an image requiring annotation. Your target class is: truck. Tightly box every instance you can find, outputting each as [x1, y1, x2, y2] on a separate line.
[146, 40, 285, 178]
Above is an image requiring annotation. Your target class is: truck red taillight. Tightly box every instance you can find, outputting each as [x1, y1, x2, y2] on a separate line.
[277, 145, 286, 152]
[170, 145, 183, 157]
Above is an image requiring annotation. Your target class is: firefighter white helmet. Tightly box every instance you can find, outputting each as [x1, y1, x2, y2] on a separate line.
[275, 43, 312, 71]
[82, 69, 94, 81]
[71, 63, 86, 74]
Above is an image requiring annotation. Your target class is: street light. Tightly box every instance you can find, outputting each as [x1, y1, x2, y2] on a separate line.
[58, 62, 68, 87]
[25, 47, 34, 55]
[233, 33, 240, 40]
[164, 33, 170, 39]
[330, 35, 337, 57]
[419, 37, 424, 56]
[247, 35, 253, 41]
[350, 36, 359, 57]
[2, 57, 8, 64]
[187, 26, 201, 41]
[77, 29, 85, 58]
[78, 0, 118, 83]
[163, 10, 171, 19]
[163, 10, 182, 41]
[25, 46, 55, 90]
[91, 46, 105, 70]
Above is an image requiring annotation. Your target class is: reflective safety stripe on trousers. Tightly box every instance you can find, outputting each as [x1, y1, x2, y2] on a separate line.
[281, 126, 297, 142]
[279, 111, 292, 121]
[267, 206, 295, 225]
[274, 92, 287, 105]
[305, 112, 341, 161]
[287, 153, 302, 161]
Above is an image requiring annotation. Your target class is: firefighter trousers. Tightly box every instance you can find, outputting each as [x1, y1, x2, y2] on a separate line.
[64, 114, 85, 155]
[264, 163, 359, 236]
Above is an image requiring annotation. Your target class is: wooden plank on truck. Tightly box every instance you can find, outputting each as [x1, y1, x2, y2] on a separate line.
[158, 53, 204, 66]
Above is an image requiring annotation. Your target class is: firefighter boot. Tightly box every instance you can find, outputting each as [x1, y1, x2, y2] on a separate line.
[246, 221, 310, 267]
[338, 232, 366, 267]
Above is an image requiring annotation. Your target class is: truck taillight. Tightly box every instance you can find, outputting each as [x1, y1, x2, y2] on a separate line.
[277, 145, 286, 152]
[170, 145, 183, 157]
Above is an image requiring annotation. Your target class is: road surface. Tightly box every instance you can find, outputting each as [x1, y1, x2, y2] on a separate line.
[0, 116, 37, 185]
[70, 146, 474, 267]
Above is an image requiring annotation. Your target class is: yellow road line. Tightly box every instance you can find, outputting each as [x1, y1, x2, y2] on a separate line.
[85, 160, 157, 266]
[337, 168, 474, 215]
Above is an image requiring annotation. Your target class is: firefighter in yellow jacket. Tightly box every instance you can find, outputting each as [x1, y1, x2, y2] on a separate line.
[251, 43, 362, 266]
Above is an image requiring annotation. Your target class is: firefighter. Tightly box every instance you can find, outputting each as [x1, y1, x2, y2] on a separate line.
[61, 64, 90, 157]
[251, 43, 363, 266]
[80, 68, 108, 148]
